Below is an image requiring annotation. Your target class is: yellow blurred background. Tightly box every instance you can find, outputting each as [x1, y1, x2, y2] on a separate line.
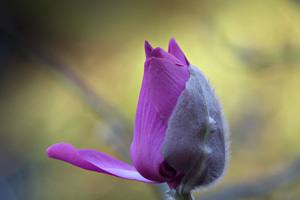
[0, 0, 300, 199]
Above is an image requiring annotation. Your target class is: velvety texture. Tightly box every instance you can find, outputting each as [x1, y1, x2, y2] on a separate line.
[162, 66, 229, 194]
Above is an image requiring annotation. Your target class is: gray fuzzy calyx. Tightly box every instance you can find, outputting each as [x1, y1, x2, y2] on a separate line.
[162, 65, 230, 194]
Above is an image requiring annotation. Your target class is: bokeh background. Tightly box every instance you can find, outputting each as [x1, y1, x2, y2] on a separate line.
[1, 0, 300, 199]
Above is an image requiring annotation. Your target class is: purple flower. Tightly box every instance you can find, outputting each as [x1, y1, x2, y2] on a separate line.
[47, 38, 229, 193]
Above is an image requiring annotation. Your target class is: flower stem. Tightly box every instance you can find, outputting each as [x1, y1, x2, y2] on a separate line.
[166, 190, 195, 200]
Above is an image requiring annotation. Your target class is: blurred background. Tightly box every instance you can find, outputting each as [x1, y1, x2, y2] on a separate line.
[0, 0, 300, 199]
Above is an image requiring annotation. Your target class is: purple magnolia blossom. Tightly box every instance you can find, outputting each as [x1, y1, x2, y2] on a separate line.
[47, 38, 229, 194]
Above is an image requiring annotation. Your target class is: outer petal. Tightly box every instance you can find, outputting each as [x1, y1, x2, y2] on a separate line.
[168, 38, 189, 66]
[130, 57, 189, 182]
[47, 143, 154, 183]
[147, 58, 189, 119]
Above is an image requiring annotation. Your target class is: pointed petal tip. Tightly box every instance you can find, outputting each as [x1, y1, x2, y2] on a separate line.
[168, 37, 178, 51]
[168, 38, 190, 66]
[144, 40, 151, 47]
[144, 40, 153, 58]
[169, 37, 176, 44]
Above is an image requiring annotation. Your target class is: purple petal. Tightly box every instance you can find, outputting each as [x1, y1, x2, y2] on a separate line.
[130, 56, 189, 182]
[147, 58, 189, 119]
[168, 38, 189, 66]
[47, 143, 154, 183]
[130, 72, 167, 182]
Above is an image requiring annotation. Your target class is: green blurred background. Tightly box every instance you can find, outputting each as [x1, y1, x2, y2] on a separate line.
[0, 0, 300, 199]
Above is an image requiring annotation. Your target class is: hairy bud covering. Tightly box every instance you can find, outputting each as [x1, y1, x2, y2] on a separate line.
[162, 66, 229, 194]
